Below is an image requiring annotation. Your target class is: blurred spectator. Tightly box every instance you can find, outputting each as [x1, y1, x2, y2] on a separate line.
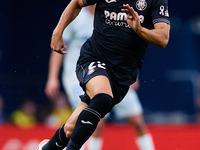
[10, 98, 37, 128]
[0, 95, 5, 123]
[45, 92, 73, 128]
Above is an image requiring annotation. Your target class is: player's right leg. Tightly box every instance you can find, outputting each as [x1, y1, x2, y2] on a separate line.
[127, 115, 155, 150]
[114, 88, 155, 150]
[36, 101, 88, 150]
[66, 75, 114, 150]
[87, 118, 106, 150]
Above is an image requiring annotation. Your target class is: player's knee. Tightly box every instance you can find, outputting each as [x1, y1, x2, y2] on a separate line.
[89, 93, 114, 118]
[128, 116, 147, 132]
[64, 122, 74, 138]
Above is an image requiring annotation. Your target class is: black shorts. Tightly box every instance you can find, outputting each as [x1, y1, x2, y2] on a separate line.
[76, 60, 129, 106]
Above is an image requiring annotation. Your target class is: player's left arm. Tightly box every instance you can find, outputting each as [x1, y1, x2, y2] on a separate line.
[138, 22, 170, 49]
[122, 4, 170, 49]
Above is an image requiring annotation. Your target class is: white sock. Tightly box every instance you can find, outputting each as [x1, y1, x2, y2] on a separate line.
[136, 133, 155, 150]
[88, 137, 103, 150]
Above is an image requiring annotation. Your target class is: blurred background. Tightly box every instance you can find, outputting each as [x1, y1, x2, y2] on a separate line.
[1, 0, 200, 149]
[1, 0, 200, 124]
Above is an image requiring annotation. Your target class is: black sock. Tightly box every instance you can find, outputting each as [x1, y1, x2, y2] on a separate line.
[42, 125, 69, 150]
[66, 93, 114, 150]
[66, 109, 100, 150]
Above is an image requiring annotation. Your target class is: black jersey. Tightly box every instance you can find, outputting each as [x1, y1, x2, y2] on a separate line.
[78, 0, 170, 85]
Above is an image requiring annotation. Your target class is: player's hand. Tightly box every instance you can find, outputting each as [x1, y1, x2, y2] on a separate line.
[121, 4, 142, 32]
[45, 78, 60, 100]
[50, 34, 67, 55]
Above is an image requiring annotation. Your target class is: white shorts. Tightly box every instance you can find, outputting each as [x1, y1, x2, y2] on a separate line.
[112, 88, 143, 119]
[62, 71, 143, 118]
[62, 71, 84, 110]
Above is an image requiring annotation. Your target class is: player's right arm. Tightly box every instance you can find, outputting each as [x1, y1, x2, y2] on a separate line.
[50, 0, 85, 54]
[45, 51, 64, 100]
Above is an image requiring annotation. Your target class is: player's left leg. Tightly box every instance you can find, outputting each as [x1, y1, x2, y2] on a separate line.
[127, 114, 155, 150]
[36, 101, 88, 150]
[115, 88, 155, 150]
[127, 114, 148, 136]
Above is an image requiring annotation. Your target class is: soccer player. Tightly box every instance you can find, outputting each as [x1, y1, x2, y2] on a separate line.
[37, 0, 170, 149]
[45, 5, 155, 150]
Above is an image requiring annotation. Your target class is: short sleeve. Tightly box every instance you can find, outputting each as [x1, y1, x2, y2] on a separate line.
[151, 0, 170, 25]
